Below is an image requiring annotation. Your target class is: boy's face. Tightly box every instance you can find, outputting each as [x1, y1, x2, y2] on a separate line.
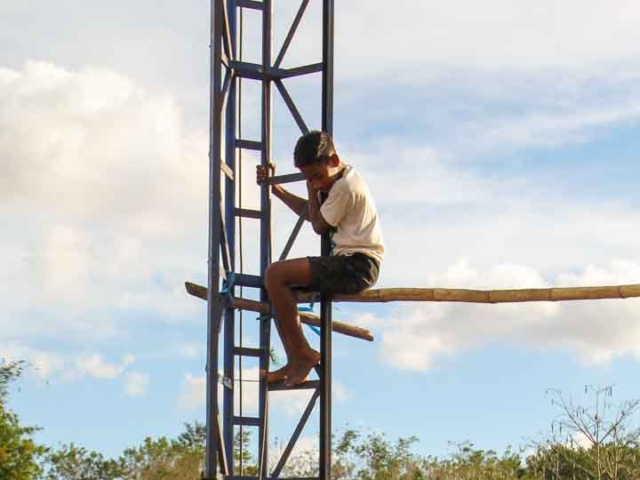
[299, 154, 341, 192]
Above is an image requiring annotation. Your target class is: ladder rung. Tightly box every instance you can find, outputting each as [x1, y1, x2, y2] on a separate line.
[228, 61, 268, 81]
[235, 208, 262, 219]
[235, 273, 263, 288]
[235, 139, 263, 150]
[267, 172, 304, 185]
[233, 416, 261, 427]
[233, 347, 264, 357]
[236, 0, 263, 11]
[269, 380, 319, 391]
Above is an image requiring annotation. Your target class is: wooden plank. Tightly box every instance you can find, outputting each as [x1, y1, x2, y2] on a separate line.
[185, 282, 374, 342]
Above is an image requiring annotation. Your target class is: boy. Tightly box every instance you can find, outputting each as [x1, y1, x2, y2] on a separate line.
[256, 131, 384, 386]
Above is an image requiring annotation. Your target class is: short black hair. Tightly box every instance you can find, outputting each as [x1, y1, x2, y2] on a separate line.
[293, 130, 335, 168]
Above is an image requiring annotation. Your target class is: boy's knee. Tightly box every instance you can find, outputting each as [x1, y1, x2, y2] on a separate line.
[264, 262, 282, 292]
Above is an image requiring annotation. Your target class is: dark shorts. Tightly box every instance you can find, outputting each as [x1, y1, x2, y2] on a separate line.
[306, 253, 380, 295]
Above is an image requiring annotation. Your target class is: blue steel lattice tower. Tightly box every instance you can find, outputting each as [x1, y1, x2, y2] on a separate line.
[204, 1, 334, 479]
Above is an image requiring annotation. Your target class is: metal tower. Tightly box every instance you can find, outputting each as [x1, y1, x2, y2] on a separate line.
[204, 1, 334, 478]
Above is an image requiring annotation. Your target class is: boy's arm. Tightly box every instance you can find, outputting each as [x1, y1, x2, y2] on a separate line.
[257, 164, 309, 218]
[272, 184, 309, 218]
[256, 164, 331, 235]
[306, 182, 332, 235]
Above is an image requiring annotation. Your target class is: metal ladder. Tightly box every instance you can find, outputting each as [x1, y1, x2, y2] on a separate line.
[204, 1, 335, 478]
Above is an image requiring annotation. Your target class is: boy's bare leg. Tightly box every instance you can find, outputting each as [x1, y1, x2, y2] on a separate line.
[265, 258, 321, 386]
[264, 320, 294, 383]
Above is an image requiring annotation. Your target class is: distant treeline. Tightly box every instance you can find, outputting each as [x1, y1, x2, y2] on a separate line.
[3, 359, 640, 480]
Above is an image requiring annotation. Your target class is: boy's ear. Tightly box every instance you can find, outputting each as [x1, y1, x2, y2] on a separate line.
[329, 153, 340, 167]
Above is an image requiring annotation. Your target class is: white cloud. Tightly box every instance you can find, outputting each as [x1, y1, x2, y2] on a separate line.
[462, 100, 640, 154]
[178, 373, 206, 411]
[383, 202, 640, 287]
[124, 371, 150, 397]
[335, 1, 640, 79]
[270, 435, 318, 476]
[73, 353, 135, 379]
[0, 61, 207, 221]
[176, 343, 202, 360]
[344, 144, 499, 208]
[571, 431, 594, 449]
[0, 61, 207, 341]
[381, 260, 640, 371]
[177, 368, 337, 417]
[3, 3, 640, 443]
[323, 132, 640, 304]
[233, 368, 261, 415]
[0, 345, 143, 390]
[263, 1, 640, 85]
[178, 369, 261, 413]
[350, 312, 385, 331]
[271, 389, 315, 418]
[0, 343, 65, 380]
[334, 381, 350, 402]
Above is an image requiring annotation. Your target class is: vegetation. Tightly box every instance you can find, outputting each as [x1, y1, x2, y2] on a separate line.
[4, 357, 640, 479]
[0, 360, 46, 480]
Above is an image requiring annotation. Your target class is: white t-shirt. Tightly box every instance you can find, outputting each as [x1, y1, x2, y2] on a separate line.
[319, 164, 385, 264]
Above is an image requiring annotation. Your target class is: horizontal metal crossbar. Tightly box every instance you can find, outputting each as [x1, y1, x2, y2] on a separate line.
[233, 416, 261, 427]
[228, 60, 323, 81]
[267, 172, 305, 185]
[235, 208, 262, 219]
[233, 346, 265, 358]
[235, 139, 262, 150]
[236, 0, 263, 10]
[228, 60, 263, 79]
[269, 380, 319, 392]
[234, 273, 263, 288]
[279, 62, 323, 78]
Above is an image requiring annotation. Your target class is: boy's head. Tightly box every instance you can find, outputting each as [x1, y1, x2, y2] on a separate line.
[294, 130, 342, 192]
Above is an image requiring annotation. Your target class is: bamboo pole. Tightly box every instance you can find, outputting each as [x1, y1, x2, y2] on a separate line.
[186, 281, 640, 342]
[188, 280, 640, 305]
[185, 282, 374, 342]
[296, 284, 640, 303]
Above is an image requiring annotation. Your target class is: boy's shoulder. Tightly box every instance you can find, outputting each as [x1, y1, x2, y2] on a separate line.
[335, 164, 369, 195]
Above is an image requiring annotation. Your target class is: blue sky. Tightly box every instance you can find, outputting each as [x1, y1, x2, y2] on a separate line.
[3, 0, 640, 466]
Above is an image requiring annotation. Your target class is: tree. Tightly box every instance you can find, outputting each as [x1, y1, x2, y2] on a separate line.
[174, 421, 206, 452]
[235, 428, 257, 476]
[42, 443, 123, 480]
[118, 433, 203, 480]
[0, 359, 46, 480]
[329, 427, 427, 480]
[526, 386, 640, 480]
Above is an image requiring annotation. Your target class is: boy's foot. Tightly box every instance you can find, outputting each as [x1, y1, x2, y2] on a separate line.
[264, 365, 290, 384]
[285, 349, 321, 386]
